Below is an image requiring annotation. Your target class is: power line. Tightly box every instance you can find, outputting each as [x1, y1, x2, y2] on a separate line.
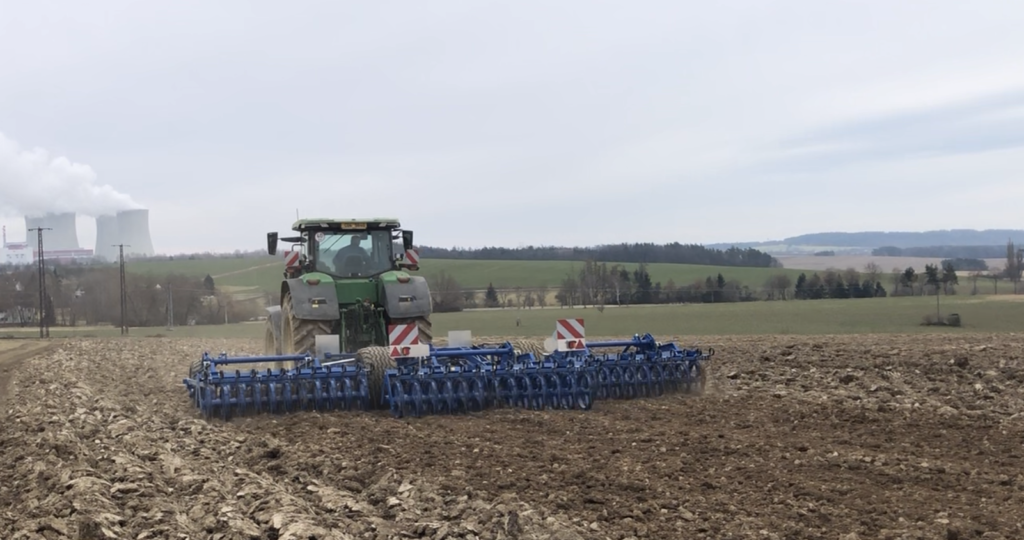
[28, 227, 51, 338]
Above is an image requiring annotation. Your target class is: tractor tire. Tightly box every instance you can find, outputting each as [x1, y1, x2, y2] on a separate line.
[356, 346, 396, 409]
[263, 317, 281, 356]
[391, 316, 433, 344]
[280, 291, 334, 355]
[508, 339, 548, 357]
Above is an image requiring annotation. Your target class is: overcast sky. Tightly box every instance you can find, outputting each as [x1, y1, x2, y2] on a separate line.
[2, 1, 1023, 255]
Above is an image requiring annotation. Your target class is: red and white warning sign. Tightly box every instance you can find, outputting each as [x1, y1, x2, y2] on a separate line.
[388, 323, 430, 358]
[556, 318, 586, 351]
[284, 250, 300, 268]
[405, 248, 420, 266]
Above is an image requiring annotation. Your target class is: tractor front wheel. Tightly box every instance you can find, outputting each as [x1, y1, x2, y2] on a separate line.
[280, 291, 334, 355]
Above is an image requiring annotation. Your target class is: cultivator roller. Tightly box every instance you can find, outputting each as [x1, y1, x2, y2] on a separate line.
[381, 324, 596, 418]
[182, 351, 369, 420]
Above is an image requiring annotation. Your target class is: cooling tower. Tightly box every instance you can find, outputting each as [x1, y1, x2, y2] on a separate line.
[115, 209, 155, 257]
[23, 212, 80, 251]
[94, 214, 121, 261]
[24, 215, 46, 238]
[46, 212, 81, 250]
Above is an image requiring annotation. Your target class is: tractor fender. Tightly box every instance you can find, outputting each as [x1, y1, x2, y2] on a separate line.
[382, 275, 432, 319]
[282, 277, 341, 320]
[265, 305, 283, 345]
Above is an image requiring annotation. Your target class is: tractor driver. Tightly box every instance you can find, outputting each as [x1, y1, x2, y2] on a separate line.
[332, 233, 371, 275]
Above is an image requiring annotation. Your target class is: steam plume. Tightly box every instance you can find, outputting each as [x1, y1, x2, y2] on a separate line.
[0, 130, 141, 218]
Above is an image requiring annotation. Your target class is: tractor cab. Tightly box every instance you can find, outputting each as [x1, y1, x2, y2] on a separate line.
[266, 218, 418, 279]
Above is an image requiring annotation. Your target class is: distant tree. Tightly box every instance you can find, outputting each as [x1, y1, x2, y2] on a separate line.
[633, 264, 653, 304]
[941, 261, 958, 295]
[203, 274, 215, 291]
[862, 262, 882, 284]
[941, 258, 988, 272]
[832, 275, 850, 299]
[765, 274, 793, 300]
[901, 267, 917, 295]
[535, 286, 549, 308]
[557, 274, 579, 307]
[793, 273, 808, 300]
[430, 271, 464, 312]
[484, 282, 499, 308]
[805, 273, 825, 300]
[663, 279, 678, 304]
[924, 264, 941, 295]
[891, 267, 903, 295]
[1006, 240, 1024, 293]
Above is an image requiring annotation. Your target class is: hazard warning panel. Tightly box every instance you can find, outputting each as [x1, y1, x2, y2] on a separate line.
[388, 323, 430, 358]
[555, 318, 586, 351]
[404, 248, 420, 266]
[284, 250, 300, 268]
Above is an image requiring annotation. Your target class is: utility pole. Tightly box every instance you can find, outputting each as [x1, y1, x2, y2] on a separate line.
[28, 227, 51, 338]
[166, 282, 174, 330]
[114, 244, 130, 334]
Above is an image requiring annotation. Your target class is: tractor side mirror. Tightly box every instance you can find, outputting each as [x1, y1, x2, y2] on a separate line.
[402, 230, 414, 250]
[267, 232, 278, 256]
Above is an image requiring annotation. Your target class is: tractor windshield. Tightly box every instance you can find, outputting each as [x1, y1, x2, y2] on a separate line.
[314, 230, 395, 277]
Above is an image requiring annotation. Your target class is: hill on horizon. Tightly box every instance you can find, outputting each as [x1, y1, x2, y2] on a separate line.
[708, 229, 1024, 252]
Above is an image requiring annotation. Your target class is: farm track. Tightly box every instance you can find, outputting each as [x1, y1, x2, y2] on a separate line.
[1, 334, 1023, 539]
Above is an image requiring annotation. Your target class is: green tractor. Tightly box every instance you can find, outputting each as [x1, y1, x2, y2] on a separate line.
[263, 218, 433, 406]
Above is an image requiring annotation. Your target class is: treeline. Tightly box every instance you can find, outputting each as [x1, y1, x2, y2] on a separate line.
[419, 243, 780, 267]
[427, 262, 903, 312]
[0, 265, 266, 328]
[940, 258, 989, 271]
[427, 262, 765, 312]
[872, 245, 1006, 259]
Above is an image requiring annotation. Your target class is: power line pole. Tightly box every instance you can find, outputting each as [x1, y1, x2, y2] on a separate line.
[166, 282, 174, 330]
[28, 227, 51, 338]
[114, 244, 130, 335]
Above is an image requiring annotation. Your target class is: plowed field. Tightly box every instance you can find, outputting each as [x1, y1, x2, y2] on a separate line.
[2, 334, 1023, 539]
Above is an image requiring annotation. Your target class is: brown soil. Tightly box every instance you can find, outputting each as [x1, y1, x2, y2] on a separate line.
[0, 340, 54, 407]
[1, 334, 1023, 539]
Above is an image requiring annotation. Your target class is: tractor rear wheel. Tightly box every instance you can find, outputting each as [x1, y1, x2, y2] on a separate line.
[263, 317, 281, 356]
[391, 316, 433, 344]
[356, 346, 396, 409]
[280, 291, 334, 355]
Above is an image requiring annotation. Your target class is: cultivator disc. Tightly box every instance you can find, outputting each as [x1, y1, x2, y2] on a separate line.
[183, 352, 368, 420]
[581, 335, 713, 401]
[381, 340, 597, 418]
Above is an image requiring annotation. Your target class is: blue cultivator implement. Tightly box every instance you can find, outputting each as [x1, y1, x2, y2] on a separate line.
[383, 340, 596, 418]
[574, 334, 714, 400]
[182, 319, 714, 420]
[182, 351, 368, 420]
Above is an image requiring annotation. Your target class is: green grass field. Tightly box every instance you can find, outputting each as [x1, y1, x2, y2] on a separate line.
[5, 295, 1018, 341]
[128, 256, 808, 292]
